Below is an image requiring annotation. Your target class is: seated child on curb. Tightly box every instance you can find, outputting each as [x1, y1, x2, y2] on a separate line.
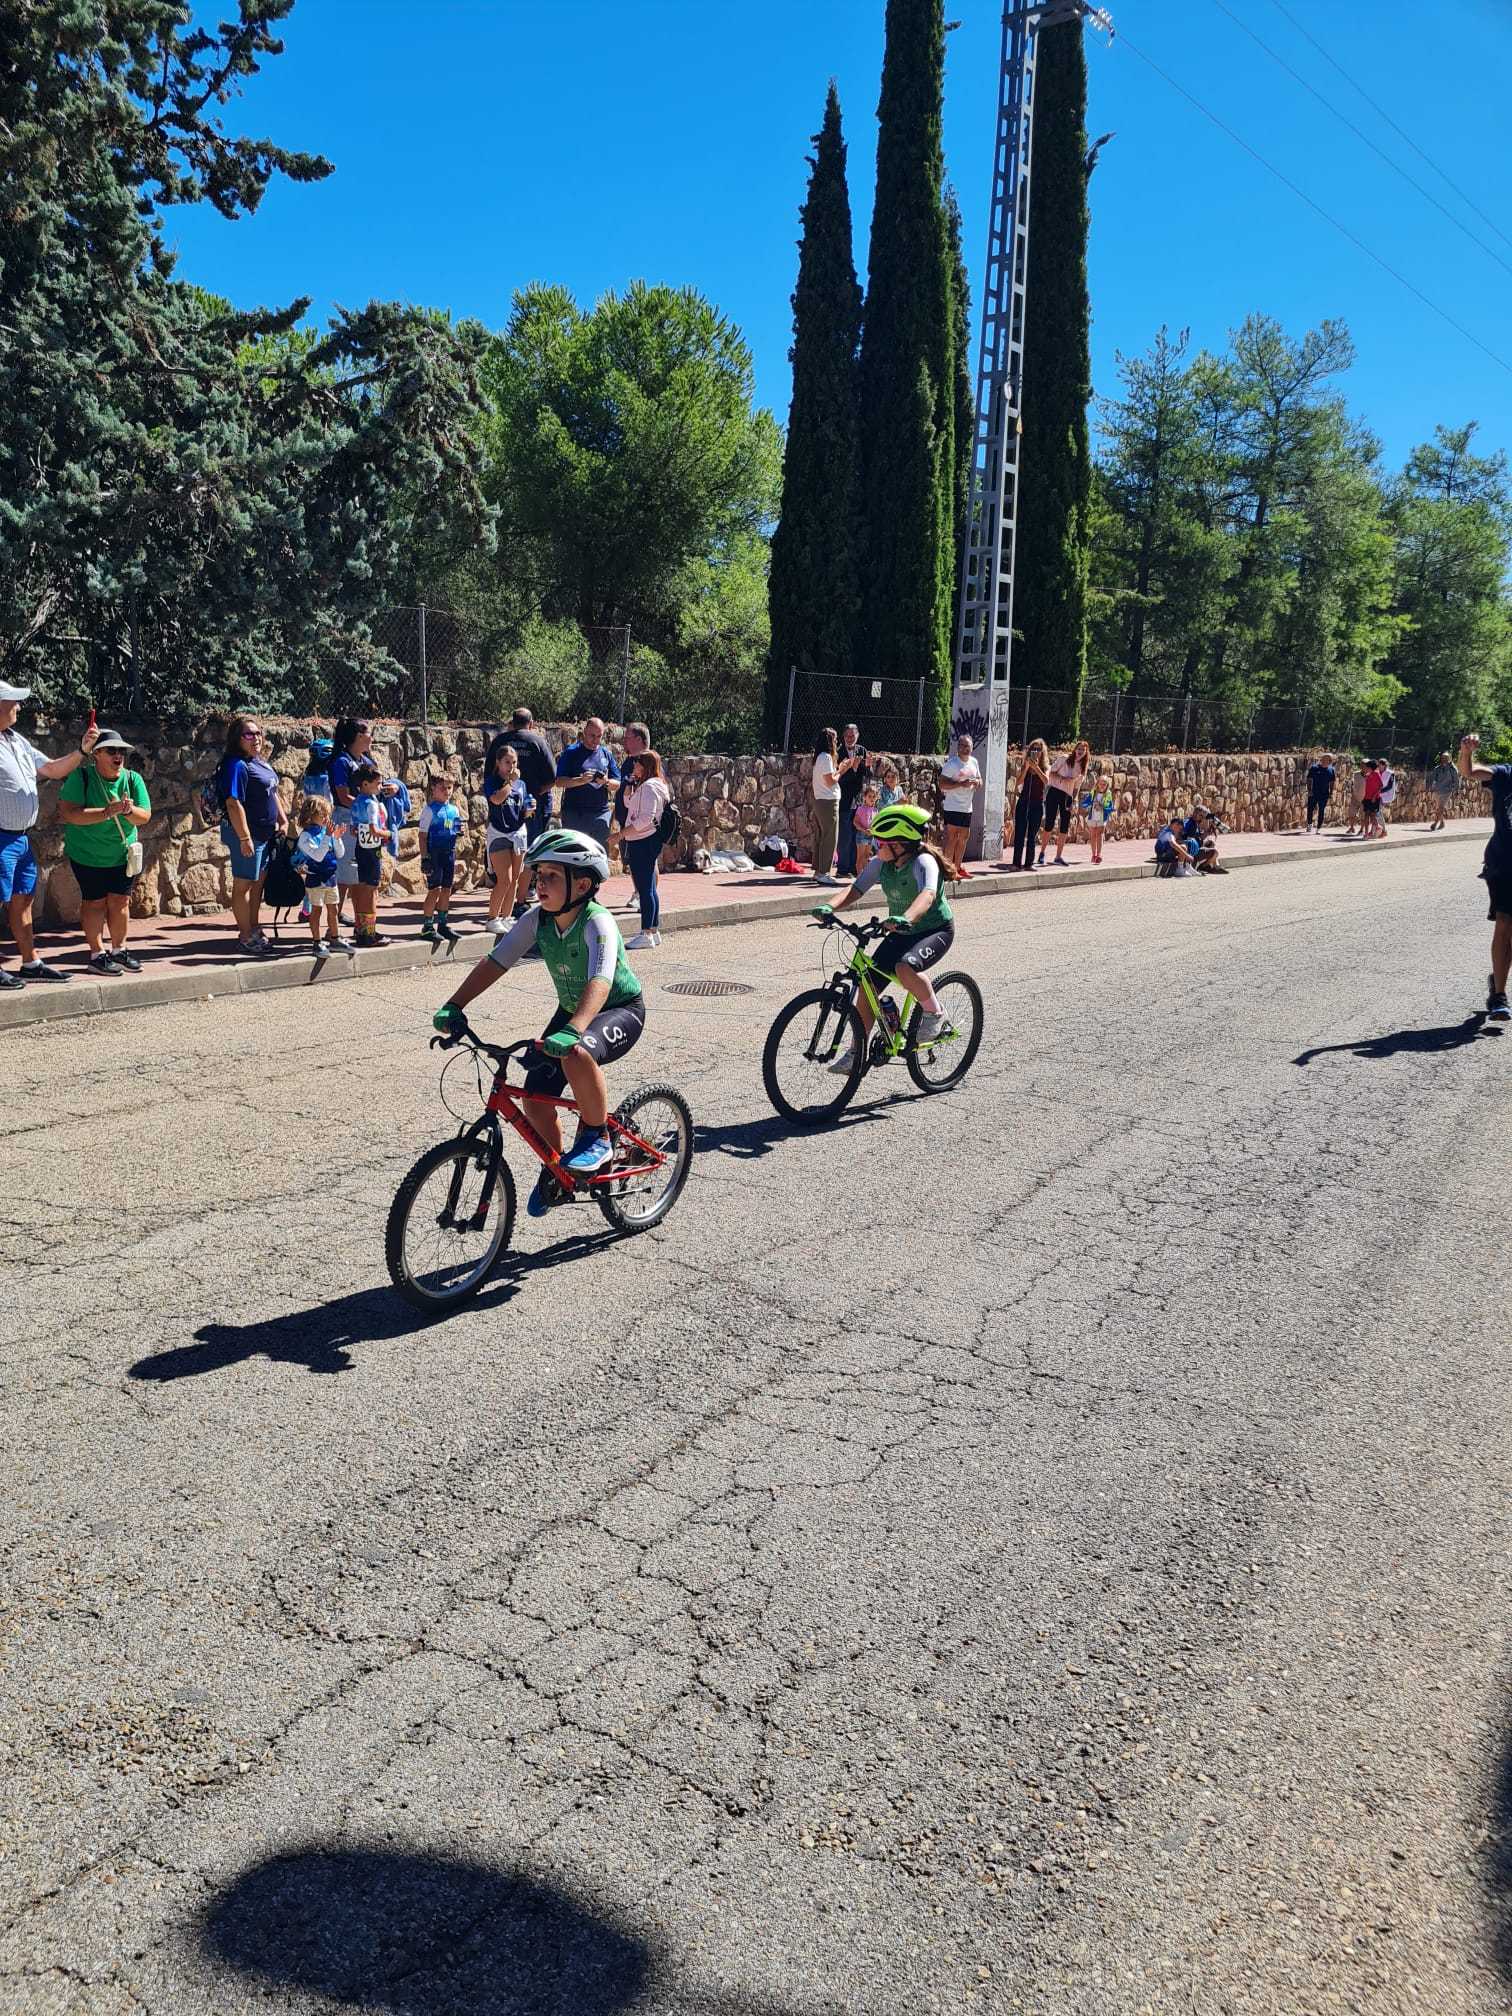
[293, 797, 352, 954]
[419, 773, 465, 943]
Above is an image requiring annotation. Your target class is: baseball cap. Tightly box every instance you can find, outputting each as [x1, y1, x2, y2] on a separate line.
[0, 681, 32, 704]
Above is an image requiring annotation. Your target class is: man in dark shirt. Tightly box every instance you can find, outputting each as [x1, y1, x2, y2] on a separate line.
[555, 716, 620, 846]
[613, 721, 650, 831]
[835, 723, 870, 878]
[487, 709, 557, 846]
[1458, 732, 1512, 1020]
[1305, 753, 1336, 833]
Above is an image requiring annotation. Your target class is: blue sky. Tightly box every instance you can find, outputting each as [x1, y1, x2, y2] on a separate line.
[166, 0, 1512, 473]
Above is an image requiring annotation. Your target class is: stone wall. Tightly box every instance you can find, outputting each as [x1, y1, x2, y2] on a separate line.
[24, 717, 1483, 927]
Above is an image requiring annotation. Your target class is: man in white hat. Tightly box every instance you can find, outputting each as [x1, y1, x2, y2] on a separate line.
[0, 681, 100, 988]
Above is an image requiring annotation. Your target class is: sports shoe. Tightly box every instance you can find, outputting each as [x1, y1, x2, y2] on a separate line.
[354, 930, 389, 949]
[562, 1130, 615, 1176]
[828, 1047, 857, 1075]
[87, 951, 124, 976]
[813, 873, 840, 887]
[626, 930, 658, 950]
[1488, 977, 1511, 1022]
[526, 1168, 569, 1218]
[419, 919, 438, 942]
[326, 935, 356, 957]
[0, 968, 23, 990]
[20, 959, 70, 982]
[112, 949, 143, 973]
[488, 916, 509, 936]
[914, 1010, 948, 1044]
[437, 919, 459, 944]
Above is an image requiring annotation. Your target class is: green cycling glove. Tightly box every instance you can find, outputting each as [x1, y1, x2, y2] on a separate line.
[541, 1027, 581, 1059]
[433, 1003, 464, 1035]
[810, 904, 833, 920]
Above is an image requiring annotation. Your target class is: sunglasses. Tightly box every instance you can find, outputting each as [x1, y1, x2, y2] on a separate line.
[242, 729, 262, 740]
[96, 749, 124, 760]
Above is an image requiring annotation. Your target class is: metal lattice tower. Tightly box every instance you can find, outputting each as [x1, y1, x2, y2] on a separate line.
[951, 0, 1112, 856]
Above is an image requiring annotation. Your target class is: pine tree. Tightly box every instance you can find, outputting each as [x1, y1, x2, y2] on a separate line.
[857, 0, 957, 742]
[1015, 13, 1093, 739]
[764, 84, 864, 746]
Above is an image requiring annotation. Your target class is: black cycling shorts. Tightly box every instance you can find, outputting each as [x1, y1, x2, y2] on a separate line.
[1484, 871, 1512, 922]
[523, 996, 646, 1098]
[872, 922, 953, 977]
[1043, 786, 1073, 835]
[424, 851, 456, 891]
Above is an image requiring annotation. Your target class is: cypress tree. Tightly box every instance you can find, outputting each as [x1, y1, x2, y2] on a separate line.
[945, 185, 976, 656]
[765, 84, 863, 746]
[1015, 14, 1093, 738]
[856, 0, 956, 742]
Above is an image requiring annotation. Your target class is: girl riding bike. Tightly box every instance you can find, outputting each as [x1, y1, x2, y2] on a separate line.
[812, 801, 962, 1068]
[433, 830, 645, 1215]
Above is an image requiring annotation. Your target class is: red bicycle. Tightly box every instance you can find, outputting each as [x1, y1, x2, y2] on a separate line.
[385, 1020, 693, 1312]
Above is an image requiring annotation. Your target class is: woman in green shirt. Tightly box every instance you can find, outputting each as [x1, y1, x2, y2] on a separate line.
[57, 731, 152, 975]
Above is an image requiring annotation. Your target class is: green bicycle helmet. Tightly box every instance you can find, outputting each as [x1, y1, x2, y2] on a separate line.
[870, 802, 931, 845]
[524, 829, 610, 885]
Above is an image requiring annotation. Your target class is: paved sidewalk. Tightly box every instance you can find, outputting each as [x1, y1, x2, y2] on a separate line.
[0, 818, 1491, 1028]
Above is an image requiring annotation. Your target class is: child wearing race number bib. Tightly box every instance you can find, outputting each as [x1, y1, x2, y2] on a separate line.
[811, 801, 963, 1073]
[434, 830, 646, 1217]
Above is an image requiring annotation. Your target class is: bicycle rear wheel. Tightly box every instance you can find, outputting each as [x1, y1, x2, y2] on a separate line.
[905, 972, 984, 1093]
[596, 1083, 694, 1232]
[385, 1134, 516, 1312]
[763, 987, 866, 1126]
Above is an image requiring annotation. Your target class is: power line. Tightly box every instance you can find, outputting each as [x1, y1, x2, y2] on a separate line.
[1264, 0, 1512, 257]
[1211, 0, 1512, 284]
[1112, 29, 1512, 382]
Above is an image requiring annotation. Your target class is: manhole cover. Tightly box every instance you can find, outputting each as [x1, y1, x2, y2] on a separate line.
[665, 978, 756, 998]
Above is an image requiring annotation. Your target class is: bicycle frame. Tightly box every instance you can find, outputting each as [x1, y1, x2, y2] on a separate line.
[815, 922, 912, 1063]
[432, 1034, 669, 1232]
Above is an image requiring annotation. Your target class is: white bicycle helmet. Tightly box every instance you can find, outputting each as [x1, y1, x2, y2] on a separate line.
[525, 828, 610, 886]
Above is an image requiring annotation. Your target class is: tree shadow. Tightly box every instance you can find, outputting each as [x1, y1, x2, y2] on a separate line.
[198, 1846, 803, 2016]
[1293, 1014, 1500, 1065]
[127, 1231, 614, 1382]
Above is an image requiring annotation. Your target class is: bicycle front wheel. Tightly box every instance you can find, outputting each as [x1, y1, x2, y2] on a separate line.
[905, 972, 984, 1093]
[385, 1134, 517, 1313]
[597, 1082, 694, 1233]
[763, 987, 866, 1126]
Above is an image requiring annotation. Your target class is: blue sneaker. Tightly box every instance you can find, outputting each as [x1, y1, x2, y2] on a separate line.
[562, 1130, 614, 1177]
[526, 1169, 567, 1218]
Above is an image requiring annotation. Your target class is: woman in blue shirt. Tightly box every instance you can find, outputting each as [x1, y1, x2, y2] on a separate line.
[217, 717, 286, 956]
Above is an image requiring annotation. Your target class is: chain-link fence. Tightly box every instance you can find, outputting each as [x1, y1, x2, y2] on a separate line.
[968, 682, 1414, 761]
[778, 670, 932, 759]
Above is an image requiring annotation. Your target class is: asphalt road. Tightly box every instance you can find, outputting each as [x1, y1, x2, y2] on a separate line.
[3, 839, 1509, 2016]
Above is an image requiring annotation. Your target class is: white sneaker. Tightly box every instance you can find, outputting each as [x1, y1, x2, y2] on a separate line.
[488, 916, 508, 935]
[814, 874, 840, 887]
[626, 931, 657, 950]
[649, 930, 662, 947]
[915, 1010, 947, 1042]
[828, 1048, 857, 1075]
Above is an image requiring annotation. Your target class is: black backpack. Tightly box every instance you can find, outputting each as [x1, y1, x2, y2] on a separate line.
[657, 798, 682, 849]
[261, 834, 307, 935]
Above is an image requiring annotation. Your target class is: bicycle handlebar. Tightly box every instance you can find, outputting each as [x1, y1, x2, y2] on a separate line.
[429, 1019, 534, 1070]
[810, 913, 889, 943]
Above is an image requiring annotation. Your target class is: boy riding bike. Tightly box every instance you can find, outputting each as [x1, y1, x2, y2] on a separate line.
[433, 830, 645, 1215]
[812, 801, 962, 1069]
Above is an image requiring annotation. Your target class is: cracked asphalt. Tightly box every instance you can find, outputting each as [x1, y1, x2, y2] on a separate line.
[3, 841, 1510, 2016]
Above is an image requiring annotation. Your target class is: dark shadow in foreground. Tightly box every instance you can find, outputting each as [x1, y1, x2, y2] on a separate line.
[199, 1847, 802, 2016]
[1487, 1712, 1512, 1983]
[1293, 1014, 1499, 1066]
[127, 1230, 613, 1382]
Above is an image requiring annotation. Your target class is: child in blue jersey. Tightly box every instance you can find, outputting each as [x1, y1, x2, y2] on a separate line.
[381, 775, 412, 861]
[418, 773, 464, 943]
[485, 745, 535, 932]
[434, 830, 645, 1217]
[293, 796, 352, 955]
[812, 801, 962, 1069]
[349, 759, 390, 947]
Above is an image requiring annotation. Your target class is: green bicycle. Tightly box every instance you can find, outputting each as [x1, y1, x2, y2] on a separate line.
[762, 914, 984, 1126]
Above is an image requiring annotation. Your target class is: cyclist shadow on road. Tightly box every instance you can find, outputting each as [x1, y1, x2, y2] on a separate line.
[199, 1844, 798, 2015]
[127, 1233, 612, 1383]
[695, 1100, 901, 1161]
[1293, 1013, 1500, 1066]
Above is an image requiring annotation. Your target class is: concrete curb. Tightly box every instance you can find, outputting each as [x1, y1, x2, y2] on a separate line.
[0, 826, 1486, 1031]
